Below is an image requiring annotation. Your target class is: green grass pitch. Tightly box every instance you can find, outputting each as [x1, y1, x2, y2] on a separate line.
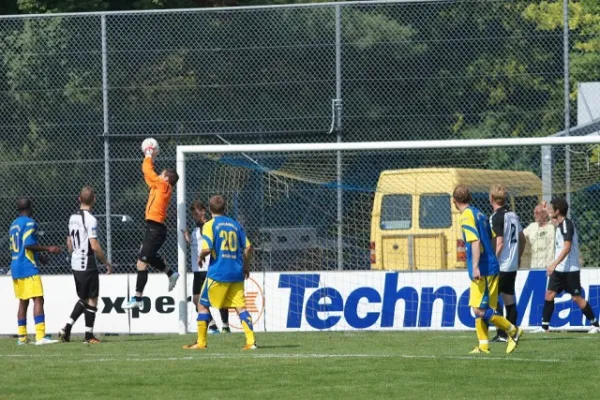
[1, 331, 598, 399]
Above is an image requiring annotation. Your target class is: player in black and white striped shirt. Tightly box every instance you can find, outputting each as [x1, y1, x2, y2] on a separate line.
[489, 185, 526, 342]
[535, 198, 600, 334]
[59, 187, 112, 343]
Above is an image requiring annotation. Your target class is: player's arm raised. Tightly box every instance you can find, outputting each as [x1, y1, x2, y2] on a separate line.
[142, 156, 161, 187]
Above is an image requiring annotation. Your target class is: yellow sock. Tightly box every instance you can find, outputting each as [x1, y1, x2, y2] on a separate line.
[239, 311, 255, 345]
[17, 319, 27, 342]
[475, 318, 489, 351]
[197, 321, 208, 347]
[35, 324, 45, 342]
[242, 321, 256, 346]
[490, 315, 516, 336]
[196, 312, 210, 348]
[34, 315, 46, 342]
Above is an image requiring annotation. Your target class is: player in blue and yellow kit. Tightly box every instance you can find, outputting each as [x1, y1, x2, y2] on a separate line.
[453, 185, 523, 354]
[9, 198, 61, 345]
[183, 195, 255, 351]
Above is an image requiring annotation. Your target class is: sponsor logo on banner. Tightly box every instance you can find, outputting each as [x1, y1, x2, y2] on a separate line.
[277, 270, 600, 330]
[101, 296, 176, 318]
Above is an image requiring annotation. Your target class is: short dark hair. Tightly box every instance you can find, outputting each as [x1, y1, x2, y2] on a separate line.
[17, 197, 32, 212]
[452, 184, 472, 204]
[550, 197, 569, 217]
[209, 195, 226, 214]
[189, 199, 207, 212]
[80, 186, 96, 206]
[164, 168, 179, 186]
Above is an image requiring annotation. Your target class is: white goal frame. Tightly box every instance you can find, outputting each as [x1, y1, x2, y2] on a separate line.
[175, 135, 600, 334]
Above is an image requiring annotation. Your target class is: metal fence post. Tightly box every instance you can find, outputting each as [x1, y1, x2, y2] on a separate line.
[101, 14, 112, 262]
[564, 0, 571, 211]
[335, 4, 343, 271]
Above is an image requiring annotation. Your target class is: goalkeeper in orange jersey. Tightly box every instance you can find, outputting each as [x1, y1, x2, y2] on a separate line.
[124, 140, 180, 310]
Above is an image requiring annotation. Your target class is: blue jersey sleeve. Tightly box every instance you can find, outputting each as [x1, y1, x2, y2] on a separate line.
[22, 220, 38, 247]
[201, 220, 215, 251]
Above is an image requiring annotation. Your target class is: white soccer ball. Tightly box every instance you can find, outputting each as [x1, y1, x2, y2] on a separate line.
[141, 138, 159, 155]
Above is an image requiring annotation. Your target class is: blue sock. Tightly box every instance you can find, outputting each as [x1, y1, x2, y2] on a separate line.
[482, 308, 494, 323]
[239, 311, 253, 331]
[196, 313, 210, 322]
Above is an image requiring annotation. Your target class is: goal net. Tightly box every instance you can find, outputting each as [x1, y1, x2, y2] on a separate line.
[175, 136, 600, 334]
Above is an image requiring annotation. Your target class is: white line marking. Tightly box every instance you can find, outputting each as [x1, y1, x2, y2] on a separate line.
[0, 353, 561, 363]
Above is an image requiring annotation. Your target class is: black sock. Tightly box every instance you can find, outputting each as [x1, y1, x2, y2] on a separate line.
[220, 309, 229, 325]
[208, 314, 218, 330]
[581, 302, 599, 327]
[135, 270, 149, 295]
[84, 304, 98, 340]
[505, 304, 518, 326]
[67, 300, 86, 329]
[542, 300, 554, 330]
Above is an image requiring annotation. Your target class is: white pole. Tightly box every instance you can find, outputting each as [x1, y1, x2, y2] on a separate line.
[176, 148, 187, 335]
[542, 146, 552, 202]
[177, 136, 600, 155]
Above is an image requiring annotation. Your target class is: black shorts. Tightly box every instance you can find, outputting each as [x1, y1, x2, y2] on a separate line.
[138, 220, 167, 262]
[499, 271, 517, 295]
[548, 271, 582, 296]
[193, 271, 208, 295]
[73, 270, 99, 299]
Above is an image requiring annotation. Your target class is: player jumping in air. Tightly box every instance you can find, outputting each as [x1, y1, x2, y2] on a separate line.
[453, 185, 523, 354]
[184, 195, 255, 350]
[9, 197, 61, 345]
[534, 198, 600, 334]
[183, 199, 230, 338]
[124, 142, 180, 310]
[489, 184, 526, 342]
[59, 186, 112, 343]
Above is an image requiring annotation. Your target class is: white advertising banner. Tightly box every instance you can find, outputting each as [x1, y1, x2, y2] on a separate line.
[264, 270, 600, 331]
[0, 274, 129, 335]
[2, 270, 599, 334]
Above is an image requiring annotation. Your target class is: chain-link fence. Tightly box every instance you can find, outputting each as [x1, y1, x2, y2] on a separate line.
[1, 0, 599, 274]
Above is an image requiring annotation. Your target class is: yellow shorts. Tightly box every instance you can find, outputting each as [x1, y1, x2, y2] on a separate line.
[199, 278, 246, 309]
[468, 275, 498, 309]
[13, 275, 44, 300]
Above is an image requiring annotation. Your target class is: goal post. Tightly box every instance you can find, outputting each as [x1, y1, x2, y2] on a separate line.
[176, 135, 600, 335]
